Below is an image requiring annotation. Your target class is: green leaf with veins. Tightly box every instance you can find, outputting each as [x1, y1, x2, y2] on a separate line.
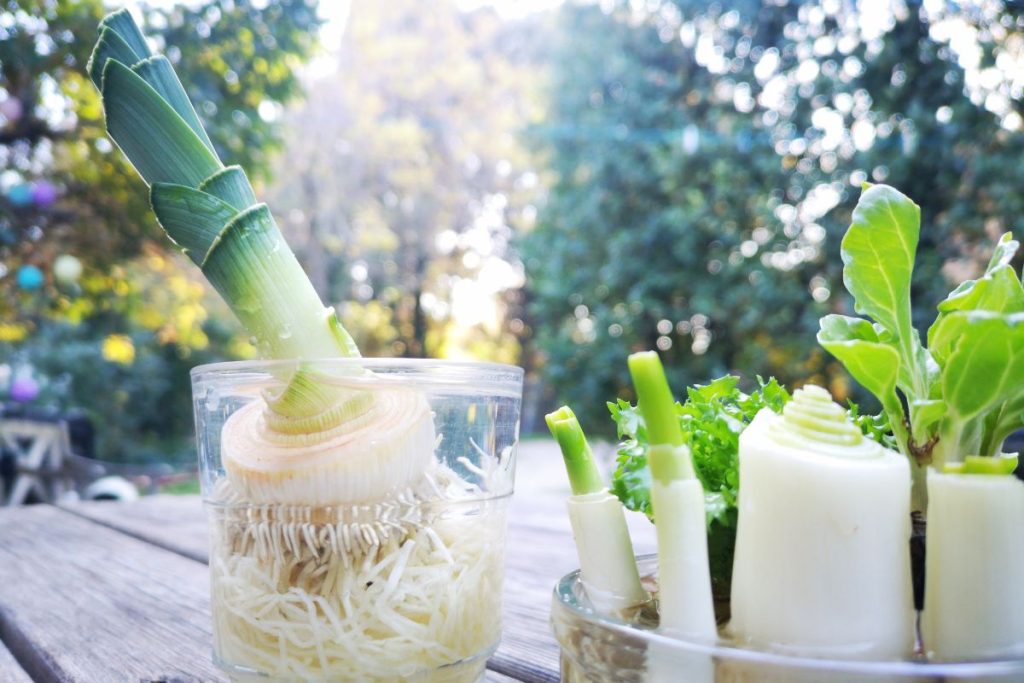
[818, 314, 904, 421]
[929, 233, 1024, 360]
[937, 265, 1023, 316]
[940, 312, 1024, 422]
[841, 184, 921, 384]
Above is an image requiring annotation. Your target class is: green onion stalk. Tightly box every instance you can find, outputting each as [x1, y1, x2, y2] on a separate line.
[546, 406, 648, 612]
[627, 351, 716, 643]
[628, 352, 716, 683]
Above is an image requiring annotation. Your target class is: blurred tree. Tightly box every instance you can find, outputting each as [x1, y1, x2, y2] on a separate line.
[521, 0, 1024, 432]
[265, 0, 544, 361]
[0, 0, 322, 464]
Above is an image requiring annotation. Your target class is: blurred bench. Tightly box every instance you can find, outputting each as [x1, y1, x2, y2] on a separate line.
[0, 416, 175, 505]
[0, 418, 70, 505]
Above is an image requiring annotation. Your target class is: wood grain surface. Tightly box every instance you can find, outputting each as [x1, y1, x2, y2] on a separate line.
[0, 505, 225, 682]
[61, 493, 209, 563]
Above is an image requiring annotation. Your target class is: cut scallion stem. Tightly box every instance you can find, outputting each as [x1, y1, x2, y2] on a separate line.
[628, 351, 684, 448]
[628, 351, 716, 642]
[546, 406, 648, 612]
[545, 406, 605, 496]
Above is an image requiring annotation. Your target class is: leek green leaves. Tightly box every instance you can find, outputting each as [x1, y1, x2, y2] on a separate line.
[89, 9, 359, 364]
[90, 9, 365, 436]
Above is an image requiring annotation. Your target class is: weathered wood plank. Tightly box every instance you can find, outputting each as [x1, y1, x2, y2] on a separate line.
[0, 505, 226, 682]
[61, 494, 208, 563]
[0, 639, 32, 683]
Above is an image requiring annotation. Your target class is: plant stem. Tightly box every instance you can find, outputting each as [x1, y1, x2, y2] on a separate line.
[628, 351, 716, 642]
[627, 351, 695, 481]
[545, 406, 604, 496]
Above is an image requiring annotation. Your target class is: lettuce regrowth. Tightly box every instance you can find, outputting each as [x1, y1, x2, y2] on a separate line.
[818, 183, 1024, 513]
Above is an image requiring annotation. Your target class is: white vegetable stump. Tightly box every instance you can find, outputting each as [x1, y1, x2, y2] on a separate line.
[728, 387, 914, 660]
[922, 471, 1024, 660]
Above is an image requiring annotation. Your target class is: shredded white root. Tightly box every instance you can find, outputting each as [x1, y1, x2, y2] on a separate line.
[209, 465, 507, 682]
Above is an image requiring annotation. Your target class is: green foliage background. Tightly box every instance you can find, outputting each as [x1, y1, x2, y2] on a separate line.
[520, 0, 1024, 433]
[3, 0, 1022, 464]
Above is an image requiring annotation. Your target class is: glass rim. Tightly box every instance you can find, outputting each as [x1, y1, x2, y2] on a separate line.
[552, 553, 1024, 676]
[191, 357, 524, 380]
[202, 489, 514, 511]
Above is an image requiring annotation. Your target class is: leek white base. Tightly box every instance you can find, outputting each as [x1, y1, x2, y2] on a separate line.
[922, 471, 1024, 661]
[221, 387, 436, 505]
[728, 410, 914, 660]
[567, 491, 648, 612]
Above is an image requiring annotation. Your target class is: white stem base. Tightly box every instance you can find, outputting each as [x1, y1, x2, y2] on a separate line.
[650, 474, 717, 642]
[922, 471, 1024, 660]
[567, 491, 648, 611]
[728, 410, 914, 659]
[645, 638, 714, 683]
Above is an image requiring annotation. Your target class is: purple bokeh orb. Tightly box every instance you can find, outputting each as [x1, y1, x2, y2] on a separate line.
[10, 376, 39, 403]
[31, 180, 58, 208]
[0, 97, 22, 123]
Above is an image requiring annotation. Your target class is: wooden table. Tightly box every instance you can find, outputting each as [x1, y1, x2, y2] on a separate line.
[0, 443, 656, 682]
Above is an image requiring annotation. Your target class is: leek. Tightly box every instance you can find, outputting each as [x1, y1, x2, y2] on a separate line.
[88, 10, 399, 503]
[546, 406, 648, 612]
[90, 12, 502, 680]
[89, 12, 355, 366]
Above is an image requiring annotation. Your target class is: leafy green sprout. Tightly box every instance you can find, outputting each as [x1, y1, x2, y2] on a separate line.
[818, 183, 1024, 513]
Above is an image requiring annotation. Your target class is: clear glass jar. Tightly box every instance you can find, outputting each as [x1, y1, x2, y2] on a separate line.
[192, 359, 523, 682]
[552, 554, 1024, 682]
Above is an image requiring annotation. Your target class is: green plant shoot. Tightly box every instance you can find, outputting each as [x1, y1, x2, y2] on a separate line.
[818, 183, 1024, 513]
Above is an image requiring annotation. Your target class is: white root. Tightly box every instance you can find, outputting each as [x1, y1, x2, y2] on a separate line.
[209, 464, 508, 682]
